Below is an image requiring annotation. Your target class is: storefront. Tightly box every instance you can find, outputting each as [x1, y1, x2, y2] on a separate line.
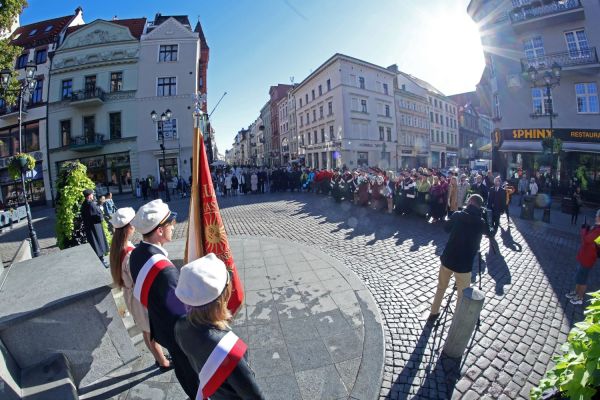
[0, 156, 46, 208]
[492, 128, 600, 200]
[58, 151, 133, 195]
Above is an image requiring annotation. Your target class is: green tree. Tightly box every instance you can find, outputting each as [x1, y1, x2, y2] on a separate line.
[55, 161, 111, 249]
[0, 0, 28, 105]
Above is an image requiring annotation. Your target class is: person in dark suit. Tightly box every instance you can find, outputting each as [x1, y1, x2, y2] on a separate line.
[487, 176, 506, 235]
[471, 174, 488, 202]
[80, 189, 109, 267]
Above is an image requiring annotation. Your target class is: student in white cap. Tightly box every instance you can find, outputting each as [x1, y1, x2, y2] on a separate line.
[129, 200, 198, 398]
[175, 253, 265, 400]
[108, 207, 172, 372]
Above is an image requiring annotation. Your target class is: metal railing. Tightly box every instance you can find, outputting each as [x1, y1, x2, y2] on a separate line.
[510, 0, 582, 24]
[0, 105, 20, 116]
[71, 134, 104, 147]
[70, 88, 105, 102]
[521, 48, 598, 71]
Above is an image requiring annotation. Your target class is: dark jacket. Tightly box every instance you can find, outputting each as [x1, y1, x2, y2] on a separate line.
[471, 182, 488, 201]
[175, 320, 265, 400]
[129, 242, 187, 348]
[440, 205, 490, 273]
[487, 186, 506, 215]
[80, 199, 108, 257]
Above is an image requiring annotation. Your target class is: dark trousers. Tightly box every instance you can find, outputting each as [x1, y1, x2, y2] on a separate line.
[491, 212, 501, 234]
[164, 341, 199, 399]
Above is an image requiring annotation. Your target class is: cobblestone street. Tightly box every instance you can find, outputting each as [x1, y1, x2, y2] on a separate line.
[1, 192, 597, 399]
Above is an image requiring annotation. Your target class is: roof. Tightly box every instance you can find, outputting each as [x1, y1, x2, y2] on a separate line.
[194, 21, 209, 50]
[10, 14, 76, 48]
[66, 18, 147, 40]
[396, 71, 446, 97]
[448, 91, 479, 108]
[147, 13, 192, 33]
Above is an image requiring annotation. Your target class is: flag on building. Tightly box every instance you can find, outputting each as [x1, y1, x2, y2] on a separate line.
[185, 126, 244, 314]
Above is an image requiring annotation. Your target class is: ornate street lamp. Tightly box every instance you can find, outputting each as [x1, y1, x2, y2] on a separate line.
[0, 61, 40, 257]
[150, 109, 172, 202]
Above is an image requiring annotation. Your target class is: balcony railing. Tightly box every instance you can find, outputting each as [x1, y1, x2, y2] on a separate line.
[70, 88, 105, 104]
[521, 48, 599, 72]
[70, 134, 105, 151]
[510, 0, 582, 24]
[0, 104, 24, 119]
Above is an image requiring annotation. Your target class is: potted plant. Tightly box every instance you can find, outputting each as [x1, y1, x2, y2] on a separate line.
[7, 152, 36, 180]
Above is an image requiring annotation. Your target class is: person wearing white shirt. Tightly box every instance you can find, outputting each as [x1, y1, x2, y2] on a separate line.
[529, 178, 539, 195]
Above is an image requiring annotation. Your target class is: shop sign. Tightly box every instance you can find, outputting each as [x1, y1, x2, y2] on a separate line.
[496, 128, 600, 144]
[401, 150, 413, 155]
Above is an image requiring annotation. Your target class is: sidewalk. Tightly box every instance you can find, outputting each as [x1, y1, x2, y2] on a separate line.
[78, 235, 385, 400]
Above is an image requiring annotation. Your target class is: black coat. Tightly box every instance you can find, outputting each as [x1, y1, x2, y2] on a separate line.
[471, 182, 488, 201]
[80, 199, 108, 257]
[487, 186, 506, 215]
[440, 205, 490, 273]
[175, 320, 265, 400]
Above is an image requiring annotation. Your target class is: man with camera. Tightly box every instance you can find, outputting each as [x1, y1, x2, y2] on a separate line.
[428, 194, 491, 322]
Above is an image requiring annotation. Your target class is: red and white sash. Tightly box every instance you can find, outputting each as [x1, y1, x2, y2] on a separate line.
[133, 254, 173, 307]
[197, 331, 247, 400]
[120, 245, 135, 266]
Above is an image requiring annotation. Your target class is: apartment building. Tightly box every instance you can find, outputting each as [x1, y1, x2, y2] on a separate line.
[393, 85, 430, 169]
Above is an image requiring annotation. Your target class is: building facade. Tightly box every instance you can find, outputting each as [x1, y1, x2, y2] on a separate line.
[394, 88, 430, 169]
[294, 54, 397, 170]
[469, 0, 600, 194]
[0, 8, 84, 207]
[269, 84, 293, 167]
[259, 101, 271, 166]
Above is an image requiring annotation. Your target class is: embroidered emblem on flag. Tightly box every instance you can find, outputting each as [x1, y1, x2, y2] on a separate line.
[133, 254, 172, 307]
[197, 331, 247, 400]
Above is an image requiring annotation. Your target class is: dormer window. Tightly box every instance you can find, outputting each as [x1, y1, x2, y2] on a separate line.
[29, 29, 37, 36]
[44, 25, 53, 32]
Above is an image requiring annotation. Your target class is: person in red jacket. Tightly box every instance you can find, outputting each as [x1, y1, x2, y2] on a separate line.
[566, 209, 600, 305]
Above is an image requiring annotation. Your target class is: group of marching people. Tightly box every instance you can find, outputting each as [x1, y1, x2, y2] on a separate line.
[108, 197, 264, 399]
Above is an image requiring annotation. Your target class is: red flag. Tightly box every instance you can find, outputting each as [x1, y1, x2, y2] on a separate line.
[185, 127, 244, 314]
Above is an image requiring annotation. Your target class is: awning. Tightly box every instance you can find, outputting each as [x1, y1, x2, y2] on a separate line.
[498, 140, 543, 153]
[479, 143, 492, 152]
[561, 142, 600, 154]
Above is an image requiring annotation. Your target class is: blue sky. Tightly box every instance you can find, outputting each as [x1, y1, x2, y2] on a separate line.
[21, 0, 484, 154]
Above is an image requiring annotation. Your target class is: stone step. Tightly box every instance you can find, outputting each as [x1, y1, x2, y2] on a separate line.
[111, 288, 142, 346]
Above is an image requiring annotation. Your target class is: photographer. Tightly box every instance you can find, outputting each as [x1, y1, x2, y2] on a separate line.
[428, 194, 491, 322]
[566, 209, 600, 305]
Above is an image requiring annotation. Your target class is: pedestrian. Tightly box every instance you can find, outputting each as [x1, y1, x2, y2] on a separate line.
[487, 176, 506, 234]
[566, 209, 600, 305]
[104, 192, 117, 217]
[251, 171, 258, 193]
[518, 174, 528, 206]
[529, 177, 539, 195]
[80, 189, 109, 267]
[108, 207, 172, 371]
[175, 254, 266, 399]
[448, 176, 459, 215]
[471, 174, 488, 202]
[224, 173, 232, 196]
[129, 200, 198, 398]
[456, 174, 470, 210]
[231, 174, 239, 196]
[141, 178, 148, 200]
[135, 179, 142, 198]
[428, 194, 491, 322]
[502, 181, 515, 226]
[571, 186, 583, 225]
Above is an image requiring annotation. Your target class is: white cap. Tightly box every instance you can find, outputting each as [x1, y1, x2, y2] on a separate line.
[131, 199, 176, 235]
[110, 207, 136, 229]
[176, 253, 228, 307]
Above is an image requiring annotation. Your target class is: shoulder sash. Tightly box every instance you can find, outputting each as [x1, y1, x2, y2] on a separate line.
[133, 254, 173, 307]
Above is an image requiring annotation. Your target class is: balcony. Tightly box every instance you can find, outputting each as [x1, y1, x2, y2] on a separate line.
[0, 105, 25, 120]
[70, 88, 105, 107]
[69, 134, 104, 152]
[520, 48, 599, 72]
[509, 0, 584, 32]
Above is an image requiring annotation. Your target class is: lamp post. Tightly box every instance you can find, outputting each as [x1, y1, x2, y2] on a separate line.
[527, 62, 561, 222]
[0, 61, 41, 257]
[469, 140, 473, 167]
[150, 109, 172, 202]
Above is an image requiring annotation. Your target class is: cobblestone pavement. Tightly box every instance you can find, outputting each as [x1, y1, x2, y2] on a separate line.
[2, 192, 597, 399]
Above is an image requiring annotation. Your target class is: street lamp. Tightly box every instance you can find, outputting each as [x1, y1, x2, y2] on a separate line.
[150, 109, 172, 202]
[0, 61, 41, 257]
[469, 140, 474, 166]
[527, 61, 562, 222]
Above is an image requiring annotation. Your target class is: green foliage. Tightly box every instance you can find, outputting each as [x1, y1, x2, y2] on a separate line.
[531, 290, 600, 400]
[7, 152, 35, 179]
[576, 166, 589, 191]
[55, 161, 95, 249]
[0, 0, 27, 30]
[0, 0, 28, 105]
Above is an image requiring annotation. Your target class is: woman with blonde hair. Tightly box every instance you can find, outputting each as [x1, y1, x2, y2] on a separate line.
[109, 207, 172, 371]
[175, 254, 265, 399]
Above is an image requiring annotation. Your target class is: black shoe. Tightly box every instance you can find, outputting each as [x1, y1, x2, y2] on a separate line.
[426, 313, 440, 323]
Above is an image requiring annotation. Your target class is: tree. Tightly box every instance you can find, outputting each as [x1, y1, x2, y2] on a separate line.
[0, 1, 29, 104]
[55, 161, 111, 249]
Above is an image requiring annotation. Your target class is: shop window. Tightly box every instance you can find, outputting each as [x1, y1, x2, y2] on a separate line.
[159, 157, 178, 180]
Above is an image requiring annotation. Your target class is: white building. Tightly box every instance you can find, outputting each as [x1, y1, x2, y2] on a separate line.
[394, 87, 430, 169]
[0, 8, 84, 206]
[294, 53, 397, 170]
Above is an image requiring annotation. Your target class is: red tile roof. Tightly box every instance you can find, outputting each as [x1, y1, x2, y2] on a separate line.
[66, 18, 147, 40]
[10, 14, 76, 49]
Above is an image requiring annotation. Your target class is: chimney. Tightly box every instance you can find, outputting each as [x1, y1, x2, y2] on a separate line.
[75, 6, 83, 16]
[387, 64, 399, 73]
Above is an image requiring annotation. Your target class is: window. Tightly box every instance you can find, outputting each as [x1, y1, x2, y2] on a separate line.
[30, 80, 43, 104]
[523, 36, 545, 64]
[565, 30, 590, 58]
[319, 106, 323, 119]
[357, 152, 368, 167]
[493, 94, 501, 119]
[306, 112, 309, 125]
[446, 132, 449, 144]
[157, 77, 176, 96]
[312, 109, 316, 122]
[60, 120, 71, 146]
[299, 98, 302, 108]
[313, 130, 317, 144]
[386, 127, 392, 142]
[385, 104, 390, 117]
[532, 88, 552, 115]
[328, 101, 333, 115]
[300, 115, 304, 127]
[16, 54, 28, 69]
[312, 89, 315, 100]
[110, 72, 123, 92]
[85, 75, 96, 93]
[446, 116, 449, 126]
[435, 114, 439, 124]
[34, 49, 47, 64]
[359, 76, 365, 89]
[321, 128, 325, 143]
[327, 79, 331, 91]
[109, 112, 122, 139]
[318, 85, 322, 96]
[61, 79, 72, 100]
[305, 94, 308, 104]
[157, 119, 178, 140]
[83, 115, 95, 137]
[329, 125, 334, 140]
[379, 126, 384, 140]
[383, 83, 389, 95]
[430, 111, 434, 122]
[361, 99, 367, 113]
[23, 122, 39, 153]
[158, 157, 178, 180]
[308, 131, 312, 145]
[159, 45, 178, 62]
[575, 83, 599, 113]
